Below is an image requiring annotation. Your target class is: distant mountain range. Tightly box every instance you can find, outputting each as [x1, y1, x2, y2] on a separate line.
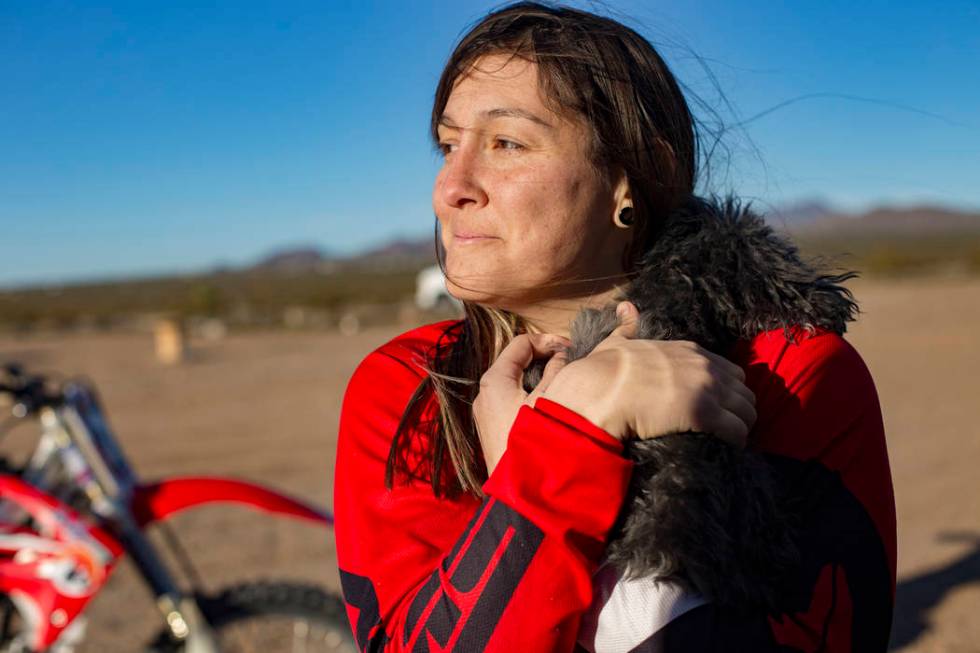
[249, 200, 980, 274]
[780, 205, 980, 237]
[252, 247, 334, 273]
[248, 236, 437, 274]
[764, 198, 837, 227]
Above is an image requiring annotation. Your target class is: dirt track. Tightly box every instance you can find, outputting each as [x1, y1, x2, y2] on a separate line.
[1, 276, 978, 652]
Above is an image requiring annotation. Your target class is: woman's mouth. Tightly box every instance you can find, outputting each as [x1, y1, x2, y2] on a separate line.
[453, 233, 499, 244]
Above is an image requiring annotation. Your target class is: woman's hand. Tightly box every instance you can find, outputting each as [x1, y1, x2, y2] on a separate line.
[541, 302, 757, 446]
[473, 332, 571, 475]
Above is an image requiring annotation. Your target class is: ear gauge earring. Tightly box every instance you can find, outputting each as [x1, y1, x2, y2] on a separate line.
[614, 206, 634, 228]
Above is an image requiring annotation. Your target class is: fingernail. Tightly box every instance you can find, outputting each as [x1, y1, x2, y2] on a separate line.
[616, 302, 628, 318]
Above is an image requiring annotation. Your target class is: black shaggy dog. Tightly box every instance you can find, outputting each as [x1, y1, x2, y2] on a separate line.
[522, 193, 859, 611]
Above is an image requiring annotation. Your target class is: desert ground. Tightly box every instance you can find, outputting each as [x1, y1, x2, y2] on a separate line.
[1, 276, 978, 652]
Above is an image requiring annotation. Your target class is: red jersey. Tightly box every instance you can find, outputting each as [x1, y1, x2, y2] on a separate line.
[333, 319, 896, 652]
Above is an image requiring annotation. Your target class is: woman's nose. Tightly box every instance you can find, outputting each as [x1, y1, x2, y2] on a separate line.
[436, 146, 489, 210]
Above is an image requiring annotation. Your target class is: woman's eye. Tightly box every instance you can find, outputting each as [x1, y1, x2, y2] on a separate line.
[438, 142, 457, 156]
[495, 138, 524, 151]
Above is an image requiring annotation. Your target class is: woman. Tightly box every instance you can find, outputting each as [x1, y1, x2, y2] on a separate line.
[334, 3, 896, 651]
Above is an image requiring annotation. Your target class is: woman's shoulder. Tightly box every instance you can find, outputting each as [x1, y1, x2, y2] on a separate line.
[376, 318, 462, 368]
[343, 318, 463, 410]
[357, 318, 462, 380]
[733, 326, 882, 460]
[338, 319, 464, 467]
[733, 326, 873, 393]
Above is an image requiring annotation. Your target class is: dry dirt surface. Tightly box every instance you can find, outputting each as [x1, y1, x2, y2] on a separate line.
[0, 276, 978, 652]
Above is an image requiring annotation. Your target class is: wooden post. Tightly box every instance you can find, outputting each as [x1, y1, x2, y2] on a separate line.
[154, 318, 186, 365]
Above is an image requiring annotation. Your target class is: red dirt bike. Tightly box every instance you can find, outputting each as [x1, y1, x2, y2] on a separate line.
[0, 363, 356, 652]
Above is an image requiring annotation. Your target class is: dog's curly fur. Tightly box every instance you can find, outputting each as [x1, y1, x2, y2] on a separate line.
[522, 193, 859, 610]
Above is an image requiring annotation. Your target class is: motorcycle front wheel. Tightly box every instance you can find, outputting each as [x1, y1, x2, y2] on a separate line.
[147, 581, 357, 653]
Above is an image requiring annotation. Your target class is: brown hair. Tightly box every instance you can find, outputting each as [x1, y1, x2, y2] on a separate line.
[386, 1, 702, 496]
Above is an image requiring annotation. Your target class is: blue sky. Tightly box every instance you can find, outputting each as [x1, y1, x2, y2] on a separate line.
[1, 0, 978, 287]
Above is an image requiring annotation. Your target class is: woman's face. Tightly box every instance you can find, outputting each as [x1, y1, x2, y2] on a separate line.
[433, 54, 631, 309]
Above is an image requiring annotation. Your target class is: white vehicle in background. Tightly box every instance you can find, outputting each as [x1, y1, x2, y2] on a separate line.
[415, 264, 462, 312]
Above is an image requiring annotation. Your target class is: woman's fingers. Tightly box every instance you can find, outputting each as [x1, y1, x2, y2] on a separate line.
[692, 346, 755, 409]
[699, 358, 756, 445]
[486, 333, 570, 390]
[728, 376, 756, 407]
[525, 349, 569, 406]
[719, 385, 757, 435]
[701, 408, 750, 448]
[699, 347, 748, 383]
[607, 301, 640, 340]
[708, 362, 755, 407]
[475, 332, 570, 475]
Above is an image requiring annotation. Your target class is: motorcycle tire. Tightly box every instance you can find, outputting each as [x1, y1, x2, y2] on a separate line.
[147, 580, 357, 653]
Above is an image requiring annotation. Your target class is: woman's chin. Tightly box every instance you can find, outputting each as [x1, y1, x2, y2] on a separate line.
[444, 276, 507, 307]
[445, 286, 493, 306]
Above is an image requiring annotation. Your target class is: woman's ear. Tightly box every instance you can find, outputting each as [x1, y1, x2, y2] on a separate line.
[612, 167, 632, 213]
[611, 168, 634, 230]
[608, 168, 637, 272]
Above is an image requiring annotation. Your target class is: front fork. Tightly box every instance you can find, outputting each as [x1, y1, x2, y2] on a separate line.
[35, 405, 222, 652]
[116, 517, 219, 653]
[156, 596, 218, 653]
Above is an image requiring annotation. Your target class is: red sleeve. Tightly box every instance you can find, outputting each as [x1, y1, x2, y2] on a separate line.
[333, 337, 633, 652]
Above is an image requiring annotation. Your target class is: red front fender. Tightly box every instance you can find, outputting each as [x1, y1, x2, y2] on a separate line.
[131, 477, 332, 528]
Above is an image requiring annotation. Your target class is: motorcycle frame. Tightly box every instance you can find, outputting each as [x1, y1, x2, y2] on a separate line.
[1, 379, 332, 652]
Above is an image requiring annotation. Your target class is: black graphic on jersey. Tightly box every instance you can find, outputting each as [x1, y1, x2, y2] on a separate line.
[405, 497, 544, 652]
[340, 568, 388, 652]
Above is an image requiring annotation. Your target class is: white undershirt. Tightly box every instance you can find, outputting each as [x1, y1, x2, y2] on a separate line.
[577, 562, 709, 653]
